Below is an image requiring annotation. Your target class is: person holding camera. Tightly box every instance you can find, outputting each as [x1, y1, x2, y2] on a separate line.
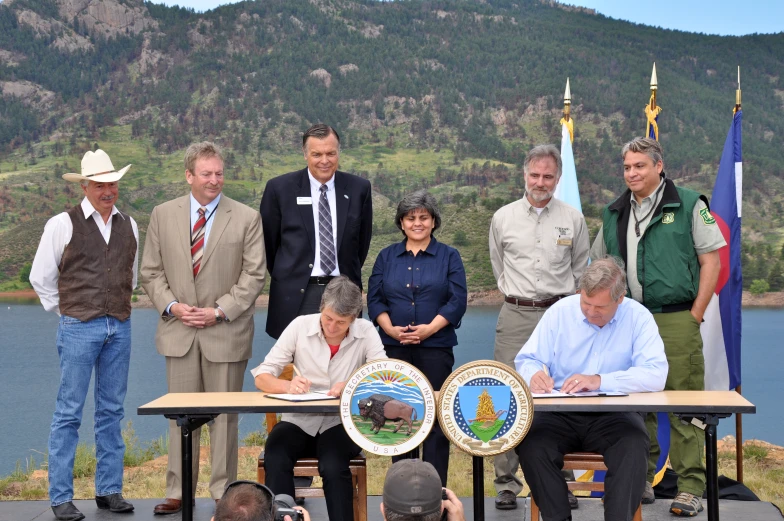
[367, 190, 467, 486]
[380, 459, 465, 521]
[252, 276, 386, 521]
[212, 480, 310, 521]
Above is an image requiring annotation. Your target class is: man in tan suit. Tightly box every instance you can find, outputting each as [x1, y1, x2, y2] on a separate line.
[141, 142, 266, 515]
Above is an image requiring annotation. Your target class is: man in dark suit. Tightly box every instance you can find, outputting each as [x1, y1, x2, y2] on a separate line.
[260, 124, 373, 339]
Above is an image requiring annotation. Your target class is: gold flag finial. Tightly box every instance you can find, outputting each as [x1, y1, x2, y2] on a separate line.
[645, 63, 662, 140]
[735, 66, 742, 113]
[560, 77, 574, 142]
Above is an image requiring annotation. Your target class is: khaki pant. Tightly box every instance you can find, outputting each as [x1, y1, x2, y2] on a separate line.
[165, 338, 248, 500]
[646, 310, 706, 496]
[493, 302, 547, 495]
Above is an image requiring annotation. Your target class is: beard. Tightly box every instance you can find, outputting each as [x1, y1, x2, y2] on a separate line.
[525, 185, 554, 203]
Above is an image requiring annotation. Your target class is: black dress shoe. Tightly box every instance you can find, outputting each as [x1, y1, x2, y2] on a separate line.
[96, 493, 135, 513]
[495, 490, 518, 510]
[52, 502, 85, 521]
[567, 490, 579, 509]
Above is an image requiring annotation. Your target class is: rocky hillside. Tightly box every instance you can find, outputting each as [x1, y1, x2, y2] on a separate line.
[1, 0, 783, 289]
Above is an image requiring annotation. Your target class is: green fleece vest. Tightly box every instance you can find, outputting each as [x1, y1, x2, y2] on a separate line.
[602, 178, 707, 313]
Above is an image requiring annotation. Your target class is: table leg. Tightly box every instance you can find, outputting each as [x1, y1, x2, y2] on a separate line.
[704, 417, 720, 521]
[170, 415, 215, 521]
[472, 456, 484, 521]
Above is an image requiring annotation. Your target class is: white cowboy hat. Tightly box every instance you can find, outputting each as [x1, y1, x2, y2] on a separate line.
[62, 149, 131, 183]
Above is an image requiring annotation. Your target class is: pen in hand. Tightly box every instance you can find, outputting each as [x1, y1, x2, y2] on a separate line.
[541, 363, 554, 394]
[290, 364, 311, 393]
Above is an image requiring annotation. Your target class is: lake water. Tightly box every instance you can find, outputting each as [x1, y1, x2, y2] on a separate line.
[0, 303, 782, 476]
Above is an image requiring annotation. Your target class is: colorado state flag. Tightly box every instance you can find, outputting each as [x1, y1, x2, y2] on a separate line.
[701, 110, 743, 390]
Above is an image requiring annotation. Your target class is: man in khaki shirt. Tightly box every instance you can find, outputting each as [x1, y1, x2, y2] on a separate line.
[488, 144, 590, 510]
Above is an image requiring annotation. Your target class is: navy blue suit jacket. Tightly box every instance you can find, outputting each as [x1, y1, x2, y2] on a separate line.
[260, 168, 373, 338]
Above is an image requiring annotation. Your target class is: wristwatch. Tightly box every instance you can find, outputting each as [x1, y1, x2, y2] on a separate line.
[214, 308, 224, 323]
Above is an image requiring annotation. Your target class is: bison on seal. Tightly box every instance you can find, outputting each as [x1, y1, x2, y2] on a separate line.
[356, 393, 418, 435]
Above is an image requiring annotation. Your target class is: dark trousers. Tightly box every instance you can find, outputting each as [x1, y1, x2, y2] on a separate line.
[265, 422, 361, 521]
[298, 283, 327, 316]
[384, 345, 454, 486]
[299, 281, 364, 318]
[516, 412, 648, 521]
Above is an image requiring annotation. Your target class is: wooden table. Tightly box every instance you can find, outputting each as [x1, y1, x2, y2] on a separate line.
[138, 390, 755, 521]
[139, 393, 339, 521]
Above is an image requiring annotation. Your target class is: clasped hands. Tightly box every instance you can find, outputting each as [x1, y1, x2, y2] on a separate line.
[529, 371, 601, 394]
[171, 303, 224, 328]
[288, 376, 345, 397]
[386, 323, 437, 345]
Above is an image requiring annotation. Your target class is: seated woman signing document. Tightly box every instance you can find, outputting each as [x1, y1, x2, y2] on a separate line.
[251, 276, 386, 521]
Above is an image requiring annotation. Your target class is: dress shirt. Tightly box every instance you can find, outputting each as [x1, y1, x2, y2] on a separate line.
[190, 192, 221, 249]
[163, 193, 223, 315]
[251, 314, 386, 436]
[514, 294, 668, 393]
[30, 197, 139, 315]
[490, 196, 589, 299]
[307, 170, 339, 277]
[367, 237, 467, 348]
[590, 182, 726, 302]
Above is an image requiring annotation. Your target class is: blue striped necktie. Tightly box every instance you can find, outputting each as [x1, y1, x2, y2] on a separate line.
[318, 184, 337, 273]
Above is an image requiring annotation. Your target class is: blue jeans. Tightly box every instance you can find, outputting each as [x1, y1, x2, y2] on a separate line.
[49, 315, 131, 506]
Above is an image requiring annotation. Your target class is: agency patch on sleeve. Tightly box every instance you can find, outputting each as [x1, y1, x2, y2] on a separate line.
[699, 207, 716, 225]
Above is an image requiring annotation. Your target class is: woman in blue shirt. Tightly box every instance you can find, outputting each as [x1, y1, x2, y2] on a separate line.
[367, 189, 467, 486]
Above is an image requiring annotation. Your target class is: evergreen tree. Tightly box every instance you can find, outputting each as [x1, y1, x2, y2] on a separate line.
[768, 261, 784, 292]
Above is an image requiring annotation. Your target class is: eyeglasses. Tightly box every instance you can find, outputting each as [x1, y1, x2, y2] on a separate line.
[223, 480, 275, 518]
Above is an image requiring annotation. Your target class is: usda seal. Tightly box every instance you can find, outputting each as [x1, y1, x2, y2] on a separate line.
[340, 359, 437, 456]
[438, 360, 534, 456]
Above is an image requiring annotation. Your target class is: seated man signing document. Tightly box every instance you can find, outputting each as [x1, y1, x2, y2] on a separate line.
[251, 276, 386, 521]
[514, 256, 668, 521]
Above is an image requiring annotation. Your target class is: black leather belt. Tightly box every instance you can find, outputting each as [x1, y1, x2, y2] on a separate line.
[504, 295, 566, 308]
[660, 301, 694, 314]
[308, 276, 335, 286]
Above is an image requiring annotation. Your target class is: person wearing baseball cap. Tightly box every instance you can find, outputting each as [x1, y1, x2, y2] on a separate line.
[30, 149, 137, 521]
[381, 460, 465, 521]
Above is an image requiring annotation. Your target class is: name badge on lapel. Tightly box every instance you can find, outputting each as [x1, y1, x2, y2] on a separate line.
[297, 197, 313, 205]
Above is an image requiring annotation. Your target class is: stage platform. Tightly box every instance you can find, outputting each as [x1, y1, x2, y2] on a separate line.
[1, 497, 781, 521]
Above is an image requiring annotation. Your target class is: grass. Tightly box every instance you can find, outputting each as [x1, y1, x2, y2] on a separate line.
[2, 432, 783, 512]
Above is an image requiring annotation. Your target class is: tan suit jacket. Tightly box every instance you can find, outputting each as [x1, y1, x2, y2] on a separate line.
[141, 194, 266, 361]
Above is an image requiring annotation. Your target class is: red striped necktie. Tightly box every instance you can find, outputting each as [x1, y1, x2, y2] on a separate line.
[191, 206, 207, 277]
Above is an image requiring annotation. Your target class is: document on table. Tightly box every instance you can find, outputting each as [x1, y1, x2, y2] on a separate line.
[531, 390, 628, 398]
[265, 391, 335, 402]
[532, 390, 573, 398]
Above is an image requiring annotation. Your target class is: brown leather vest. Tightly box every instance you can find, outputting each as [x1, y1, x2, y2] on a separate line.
[58, 205, 136, 321]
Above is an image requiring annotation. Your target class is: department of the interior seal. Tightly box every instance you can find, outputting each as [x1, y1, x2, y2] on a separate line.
[340, 359, 437, 456]
[438, 360, 534, 456]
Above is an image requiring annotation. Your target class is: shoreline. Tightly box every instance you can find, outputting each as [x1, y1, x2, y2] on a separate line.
[2, 288, 784, 308]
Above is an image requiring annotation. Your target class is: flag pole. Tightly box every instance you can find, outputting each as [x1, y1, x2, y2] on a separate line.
[734, 65, 744, 484]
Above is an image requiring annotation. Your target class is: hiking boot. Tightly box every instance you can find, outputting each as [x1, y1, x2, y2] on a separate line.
[642, 481, 655, 504]
[495, 490, 518, 510]
[670, 492, 704, 516]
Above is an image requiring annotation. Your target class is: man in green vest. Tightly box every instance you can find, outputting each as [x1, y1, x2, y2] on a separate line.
[591, 137, 725, 517]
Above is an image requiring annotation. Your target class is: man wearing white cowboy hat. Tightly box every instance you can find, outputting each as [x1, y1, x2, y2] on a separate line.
[30, 149, 138, 521]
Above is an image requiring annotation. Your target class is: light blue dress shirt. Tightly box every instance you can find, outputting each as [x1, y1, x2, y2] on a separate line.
[514, 294, 668, 393]
[190, 193, 222, 249]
